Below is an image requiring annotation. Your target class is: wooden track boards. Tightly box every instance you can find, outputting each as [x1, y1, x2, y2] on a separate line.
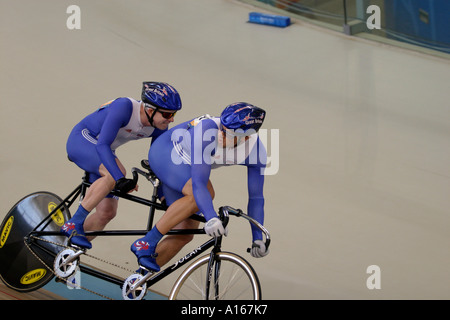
[0, 282, 65, 300]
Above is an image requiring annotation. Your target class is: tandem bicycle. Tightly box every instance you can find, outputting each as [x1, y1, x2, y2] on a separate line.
[0, 160, 270, 300]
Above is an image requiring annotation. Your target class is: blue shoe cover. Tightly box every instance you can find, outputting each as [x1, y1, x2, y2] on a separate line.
[131, 239, 160, 272]
[61, 221, 92, 249]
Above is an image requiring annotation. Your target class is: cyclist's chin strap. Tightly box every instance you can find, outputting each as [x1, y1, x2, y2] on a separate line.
[144, 107, 157, 127]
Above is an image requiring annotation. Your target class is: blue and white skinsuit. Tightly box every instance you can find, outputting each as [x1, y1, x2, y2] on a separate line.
[66, 97, 165, 182]
[63, 97, 165, 248]
[130, 114, 267, 271]
[148, 115, 267, 242]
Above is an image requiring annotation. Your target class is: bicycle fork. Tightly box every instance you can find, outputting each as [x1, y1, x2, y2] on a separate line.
[205, 236, 223, 300]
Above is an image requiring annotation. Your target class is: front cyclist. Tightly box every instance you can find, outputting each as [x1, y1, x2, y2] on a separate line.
[130, 102, 269, 272]
[62, 82, 182, 249]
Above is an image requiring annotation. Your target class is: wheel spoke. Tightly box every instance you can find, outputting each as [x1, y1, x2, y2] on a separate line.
[170, 253, 260, 300]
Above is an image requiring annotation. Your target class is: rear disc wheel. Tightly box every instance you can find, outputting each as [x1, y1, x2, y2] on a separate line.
[0, 192, 70, 292]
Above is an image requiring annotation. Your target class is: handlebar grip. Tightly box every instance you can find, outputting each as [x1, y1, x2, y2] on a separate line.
[218, 207, 230, 228]
[141, 159, 151, 170]
[247, 240, 270, 253]
[220, 206, 271, 254]
[132, 169, 138, 184]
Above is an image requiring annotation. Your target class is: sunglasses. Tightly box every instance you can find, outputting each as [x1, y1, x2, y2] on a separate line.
[157, 109, 176, 119]
[144, 103, 176, 120]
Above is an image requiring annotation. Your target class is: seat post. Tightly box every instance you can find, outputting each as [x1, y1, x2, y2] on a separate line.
[80, 171, 90, 201]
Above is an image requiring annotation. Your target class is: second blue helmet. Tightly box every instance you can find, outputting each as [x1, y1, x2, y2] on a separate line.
[142, 82, 182, 111]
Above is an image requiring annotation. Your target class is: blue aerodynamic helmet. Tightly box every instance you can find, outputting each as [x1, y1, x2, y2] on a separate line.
[141, 82, 182, 111]
[220, 102, 266, 133]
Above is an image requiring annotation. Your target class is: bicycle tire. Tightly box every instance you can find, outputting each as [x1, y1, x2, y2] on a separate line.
[169, 252, 261, 300]
[0, 192, 70, 292]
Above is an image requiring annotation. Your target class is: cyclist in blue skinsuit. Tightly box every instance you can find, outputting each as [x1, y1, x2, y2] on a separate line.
[131, 103, 270, 272]
[62, 82, 182, 249]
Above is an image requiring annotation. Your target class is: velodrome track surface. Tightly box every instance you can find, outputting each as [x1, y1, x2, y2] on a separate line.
[1, 0, 449, 299]
[0, 282, 64, 300]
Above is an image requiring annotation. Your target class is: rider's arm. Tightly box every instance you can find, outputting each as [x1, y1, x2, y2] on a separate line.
[247, 165, 265, 241]
[96, 98, 133, 181]
[246, 138, 266, 242]
[190, 119, 218, 221]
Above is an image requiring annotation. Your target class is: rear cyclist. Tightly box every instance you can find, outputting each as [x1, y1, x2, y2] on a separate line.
[130, 102, 270, 272]
[62, 82, 182, 249]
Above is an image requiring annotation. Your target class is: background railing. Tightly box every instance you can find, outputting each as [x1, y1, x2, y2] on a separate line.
[243, 0, 450, 56]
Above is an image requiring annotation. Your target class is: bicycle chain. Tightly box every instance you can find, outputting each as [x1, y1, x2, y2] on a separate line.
[24, 235, 137, 300]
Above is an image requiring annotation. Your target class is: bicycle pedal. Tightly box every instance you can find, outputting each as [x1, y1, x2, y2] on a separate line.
[54, 277, 65, 284]
[68, 244, 87, 253]
[137, 266, 153, 276]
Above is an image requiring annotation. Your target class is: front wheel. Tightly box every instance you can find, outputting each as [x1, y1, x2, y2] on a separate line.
[169, 252, 261, 300]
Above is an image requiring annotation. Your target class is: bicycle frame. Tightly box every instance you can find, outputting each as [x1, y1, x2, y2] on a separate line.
[24, 166, 219, 290]
[30, 168, 169, 235]
[25, 164, 269, 297]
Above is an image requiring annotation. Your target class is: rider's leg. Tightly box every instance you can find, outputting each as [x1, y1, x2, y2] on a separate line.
[155, 179, 214, 266]
[154, 218, 200, 267]
[131, 179, 214, 271]
[155, 178, 214, 234]
[62, 160, 125, 248]
[83, 197, 118, 241]
[79, 163, 122, 211]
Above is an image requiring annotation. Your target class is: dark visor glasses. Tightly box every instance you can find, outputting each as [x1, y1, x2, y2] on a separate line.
[157, 109, 176, 119]
[144, 103, 176, 120]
